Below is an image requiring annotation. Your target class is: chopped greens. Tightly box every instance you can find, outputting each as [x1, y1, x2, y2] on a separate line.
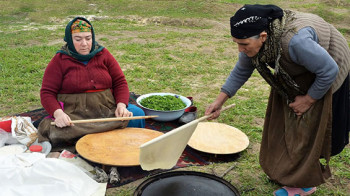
[140, 95, 186, 111]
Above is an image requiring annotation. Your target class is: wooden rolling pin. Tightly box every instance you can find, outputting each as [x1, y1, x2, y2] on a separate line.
[50, 115, 158, 125]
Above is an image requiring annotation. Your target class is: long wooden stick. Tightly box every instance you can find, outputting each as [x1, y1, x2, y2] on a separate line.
[50, 115, 158, 125]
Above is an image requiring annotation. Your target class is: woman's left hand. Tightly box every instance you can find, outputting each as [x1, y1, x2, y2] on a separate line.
[115, 103, 133, 117]
[288, 94, 317, 116]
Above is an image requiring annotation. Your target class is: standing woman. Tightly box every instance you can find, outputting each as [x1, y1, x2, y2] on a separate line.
[38, 17, 145, 148]
[205, 4, 350, 196]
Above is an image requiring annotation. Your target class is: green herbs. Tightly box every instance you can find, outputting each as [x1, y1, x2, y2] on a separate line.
[140, 95, 186, 111]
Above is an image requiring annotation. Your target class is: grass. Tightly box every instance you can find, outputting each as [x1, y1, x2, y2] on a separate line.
[0, 0, 349, 195]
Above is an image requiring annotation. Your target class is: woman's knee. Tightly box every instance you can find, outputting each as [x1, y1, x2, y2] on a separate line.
[128, 104, 145, 116]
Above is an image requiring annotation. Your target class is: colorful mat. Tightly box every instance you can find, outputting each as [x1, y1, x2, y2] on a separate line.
[16, 92, 239, 188]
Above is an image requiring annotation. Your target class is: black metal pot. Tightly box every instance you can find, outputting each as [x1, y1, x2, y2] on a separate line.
[133, 170, 240, 196]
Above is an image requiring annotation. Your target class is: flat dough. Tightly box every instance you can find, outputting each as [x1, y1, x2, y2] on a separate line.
[188, 122, 249, 154]
[76, 128, 163, 166]
[139, 119, 199, 171]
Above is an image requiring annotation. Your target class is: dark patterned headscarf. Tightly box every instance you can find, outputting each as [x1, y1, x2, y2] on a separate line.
[230, 4, 283, 39]
[57, 17, 104, 61]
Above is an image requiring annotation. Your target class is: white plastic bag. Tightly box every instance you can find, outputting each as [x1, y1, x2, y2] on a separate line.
[0, 128, 20, 147]
[59, 150, 94, 176]
[11, 116, 38, 146]
[0, 129, 8, 147]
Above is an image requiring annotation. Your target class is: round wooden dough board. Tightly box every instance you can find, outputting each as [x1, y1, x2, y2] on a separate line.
[76, 128, 163, 166]
[188, 122, 249, 154]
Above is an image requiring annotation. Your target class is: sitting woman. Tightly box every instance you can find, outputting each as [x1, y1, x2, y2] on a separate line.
[38, 17, 145, 148]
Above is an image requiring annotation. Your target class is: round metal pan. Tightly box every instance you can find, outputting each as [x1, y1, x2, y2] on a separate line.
[133, 170, 240, 196]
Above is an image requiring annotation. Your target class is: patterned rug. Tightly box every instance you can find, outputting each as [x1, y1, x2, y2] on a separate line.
[16, 92, 240, 188]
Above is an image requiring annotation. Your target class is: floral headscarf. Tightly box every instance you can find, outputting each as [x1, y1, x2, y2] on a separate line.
[71, 19, 92, 34]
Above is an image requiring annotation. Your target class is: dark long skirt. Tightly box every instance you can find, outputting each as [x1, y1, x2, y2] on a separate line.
[331, 74, 349, 156]
[260, 74, 350, 187]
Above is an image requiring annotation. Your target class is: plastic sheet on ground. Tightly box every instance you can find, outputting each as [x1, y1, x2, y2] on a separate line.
[0, 153, 101, 196]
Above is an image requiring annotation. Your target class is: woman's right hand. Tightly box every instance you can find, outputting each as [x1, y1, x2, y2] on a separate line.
[205, 102, 223, 120]
[53, 109, 73, 128]
[205, 92, 229, 120]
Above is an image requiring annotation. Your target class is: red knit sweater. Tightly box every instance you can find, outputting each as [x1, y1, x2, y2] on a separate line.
[40, 48, 129, 116]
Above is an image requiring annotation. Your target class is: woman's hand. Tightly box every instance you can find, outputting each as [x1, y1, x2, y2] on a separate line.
[115, 103, 133, 117]
[205, 92, 228, 120]
[53, 109, 73, 128]
[205, 101, 223, 120]
[288, 94, 316, 116]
